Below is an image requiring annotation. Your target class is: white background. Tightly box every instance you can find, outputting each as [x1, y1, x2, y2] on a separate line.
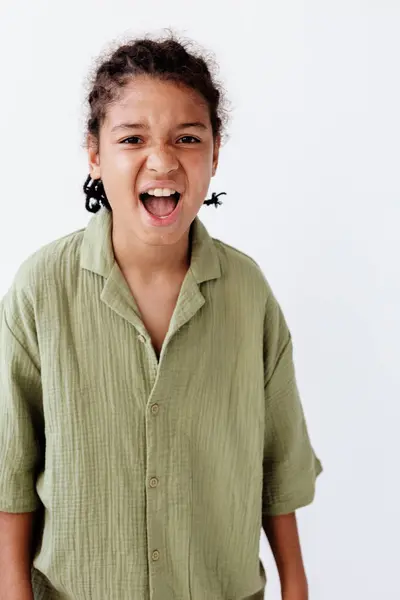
[1, 1, 399, 598]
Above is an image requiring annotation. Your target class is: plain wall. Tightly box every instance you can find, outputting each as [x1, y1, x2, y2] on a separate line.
[1, 1, 399, 598]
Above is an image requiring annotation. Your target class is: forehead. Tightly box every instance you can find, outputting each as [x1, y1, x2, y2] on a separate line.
[104, 76, 210, 130]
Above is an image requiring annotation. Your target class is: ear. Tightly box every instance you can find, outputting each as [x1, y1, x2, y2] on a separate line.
[87, 134, 101, 180]
[212, 135, 221, 177]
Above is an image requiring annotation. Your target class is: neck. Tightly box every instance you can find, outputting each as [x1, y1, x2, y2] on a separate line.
[111, 219, 191, 283]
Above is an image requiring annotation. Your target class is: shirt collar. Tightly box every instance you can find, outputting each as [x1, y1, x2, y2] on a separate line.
[80, 208, 221, 284]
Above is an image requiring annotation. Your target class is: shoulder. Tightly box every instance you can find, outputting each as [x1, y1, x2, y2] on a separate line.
[16, 226, 85, 287]
[210, 236, 289, 341]
[2, 225, 86, 330]
[212, 236, 273, 301]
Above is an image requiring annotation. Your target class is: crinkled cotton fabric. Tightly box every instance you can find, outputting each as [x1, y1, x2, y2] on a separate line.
[0, 208, 322, 599]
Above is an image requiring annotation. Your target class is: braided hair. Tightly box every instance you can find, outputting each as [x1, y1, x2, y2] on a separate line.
[82, 29, 230, 213]
[83, 175, 226, 213]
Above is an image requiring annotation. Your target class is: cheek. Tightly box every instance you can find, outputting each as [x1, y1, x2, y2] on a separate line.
[114, 150, 140, 174]
[187, 177, 212, 210]
[188, 154, 213, 188]
[102, 150, 140, 188]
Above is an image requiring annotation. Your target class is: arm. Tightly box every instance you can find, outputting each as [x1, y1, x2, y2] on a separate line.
[0, 511, 35, 600]
[263, 513, 308, 600]
[261, 285, 322, 600]
[0, 292, 44, 600]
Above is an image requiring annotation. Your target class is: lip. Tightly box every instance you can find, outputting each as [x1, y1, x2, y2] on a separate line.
[139, 180, 184, 194]
[139, 190, 183, 228]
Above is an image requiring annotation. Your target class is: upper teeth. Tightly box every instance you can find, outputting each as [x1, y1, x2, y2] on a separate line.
[145, 188, 177, 197]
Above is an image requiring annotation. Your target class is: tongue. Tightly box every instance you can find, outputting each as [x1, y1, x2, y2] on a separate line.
[143, 196, 177, 217]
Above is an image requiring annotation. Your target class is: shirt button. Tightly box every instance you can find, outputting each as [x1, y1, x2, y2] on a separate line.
[151, 403, 159, 415]
[149, 477, 159, 488]
[152, 550, 160, 561]
[138, 334, 146, 343]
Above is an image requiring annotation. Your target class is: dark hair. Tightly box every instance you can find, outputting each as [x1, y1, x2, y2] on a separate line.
[82, 29, 231, 213]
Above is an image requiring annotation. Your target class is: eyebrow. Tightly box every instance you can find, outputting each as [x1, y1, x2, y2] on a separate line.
[110, 121, 208, 133]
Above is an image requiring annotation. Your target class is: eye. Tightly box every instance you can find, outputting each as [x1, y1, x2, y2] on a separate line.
[120, 136, 143, 144]
[177, 136, 200, 144]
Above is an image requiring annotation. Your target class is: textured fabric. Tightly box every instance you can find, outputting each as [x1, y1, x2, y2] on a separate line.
[0, 208, 322, 600]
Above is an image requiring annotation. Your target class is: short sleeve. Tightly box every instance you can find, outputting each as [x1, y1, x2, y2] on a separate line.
[0, 299, 44, 513]
[262, 290, 322, 518]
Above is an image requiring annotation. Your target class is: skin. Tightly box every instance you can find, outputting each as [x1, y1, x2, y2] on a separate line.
[87, 74, 220, 280]
[0, 511, 35, 600]
[264, 513, 309, 600]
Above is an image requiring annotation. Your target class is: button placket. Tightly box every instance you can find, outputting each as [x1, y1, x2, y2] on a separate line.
[145, 367, 165, 581]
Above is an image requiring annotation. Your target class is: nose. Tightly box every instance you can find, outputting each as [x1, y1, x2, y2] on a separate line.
[146, 144, 179, 173]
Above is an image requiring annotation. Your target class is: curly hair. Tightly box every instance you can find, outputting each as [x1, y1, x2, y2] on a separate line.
[81, 29, 231, 213]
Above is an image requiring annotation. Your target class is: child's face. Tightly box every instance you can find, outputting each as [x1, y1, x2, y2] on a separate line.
[88, 75, 220, 246]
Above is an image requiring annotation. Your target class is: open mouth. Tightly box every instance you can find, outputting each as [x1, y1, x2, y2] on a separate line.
[139, 191, 181, 218]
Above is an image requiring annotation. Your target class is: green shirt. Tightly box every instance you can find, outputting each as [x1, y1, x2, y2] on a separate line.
[0, 208, 322, 600]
